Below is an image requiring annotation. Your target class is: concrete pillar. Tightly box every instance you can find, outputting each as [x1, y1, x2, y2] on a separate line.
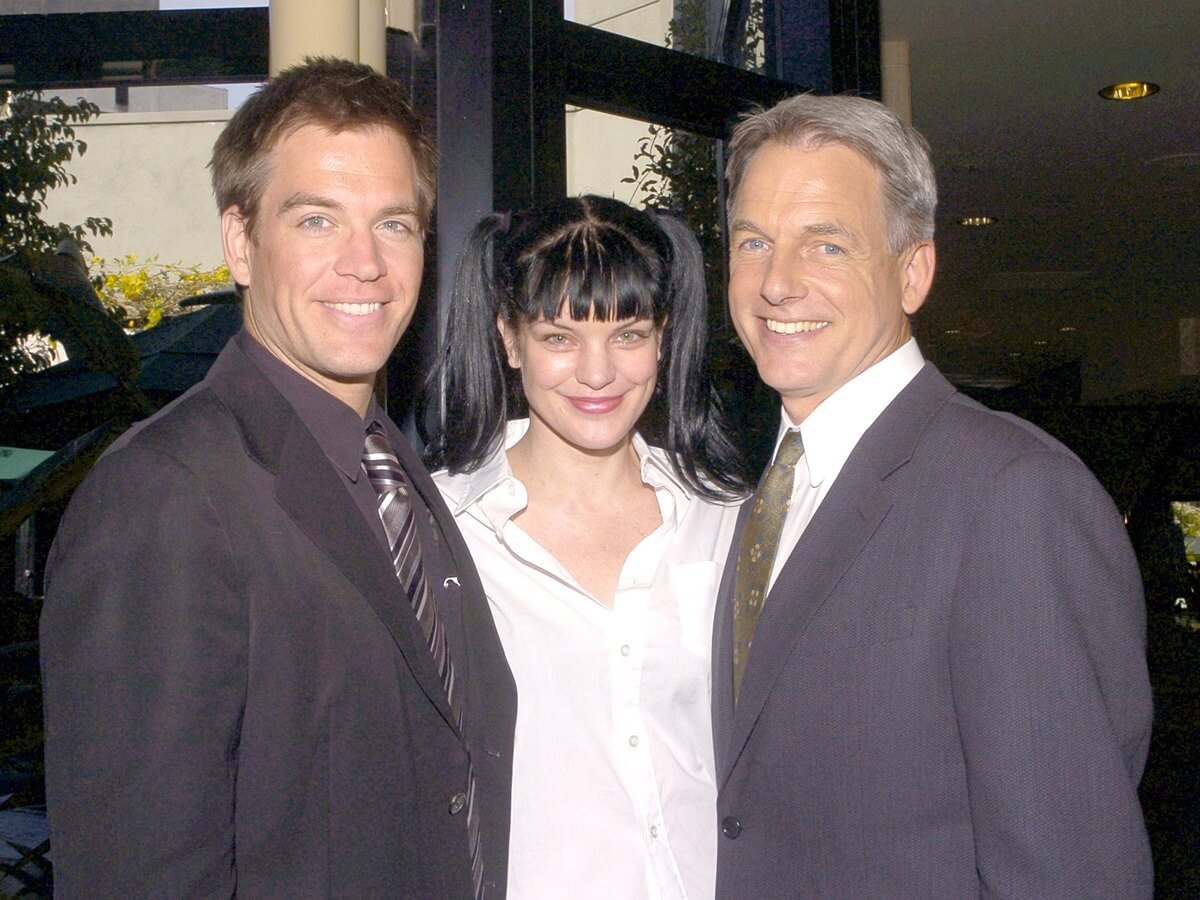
[881, 39, 912, 125]
[359, 0, 388, 73]
[385, 0, 416, 35]
[269, 0, 359, 76]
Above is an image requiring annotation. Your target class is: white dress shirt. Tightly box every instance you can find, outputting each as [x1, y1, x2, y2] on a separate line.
[768, 339, 925, 593]
[434, 420, 743, 899]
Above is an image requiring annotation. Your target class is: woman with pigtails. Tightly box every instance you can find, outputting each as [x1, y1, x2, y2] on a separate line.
[425, 195, 747, 898]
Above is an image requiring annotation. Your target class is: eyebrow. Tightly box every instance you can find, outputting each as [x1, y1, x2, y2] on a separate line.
[729, 217, 763, 234]
[278, 192, 340, 215]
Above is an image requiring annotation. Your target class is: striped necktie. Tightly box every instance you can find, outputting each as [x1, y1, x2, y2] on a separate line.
[362, 424, 485, 898]
[731, 429, 805, 705]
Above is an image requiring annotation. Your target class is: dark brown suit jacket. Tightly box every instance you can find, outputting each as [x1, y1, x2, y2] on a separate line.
[41, 335, 516, 898]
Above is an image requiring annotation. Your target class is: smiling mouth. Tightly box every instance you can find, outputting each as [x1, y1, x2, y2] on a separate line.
[569, 396, 623, 414]
[324, 301, 382, 316]
[765, 318, 829, 334]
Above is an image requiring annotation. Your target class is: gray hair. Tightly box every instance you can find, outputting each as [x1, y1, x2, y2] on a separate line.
[725, 94, 937, 253]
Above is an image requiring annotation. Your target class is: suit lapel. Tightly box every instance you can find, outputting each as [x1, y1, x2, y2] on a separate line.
[717, 364, 956, 782]
[273, 421, 457, 727]
[206, 340, 457, 728]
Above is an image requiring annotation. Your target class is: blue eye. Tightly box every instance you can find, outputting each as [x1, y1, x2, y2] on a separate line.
[381, 219, 416, 235]
[741, 238, 767, 251]
[301, 215, 331, 230]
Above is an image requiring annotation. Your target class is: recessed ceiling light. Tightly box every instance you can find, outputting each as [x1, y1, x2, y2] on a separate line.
[1033, 340, 1049, 346]
[959, 216, 996, 226]
[1099, 81, 1160, 101]
[1059, 326, 1077, 333]
[943, 328, 962, 335]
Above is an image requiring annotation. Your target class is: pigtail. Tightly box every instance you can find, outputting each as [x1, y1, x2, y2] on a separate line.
[423, 212, 512, 472]
[651, 211, 748, 500]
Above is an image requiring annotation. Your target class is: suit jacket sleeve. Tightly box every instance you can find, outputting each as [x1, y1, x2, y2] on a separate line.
[41, 444, 246, 897]
[948, 448, 1153, 896]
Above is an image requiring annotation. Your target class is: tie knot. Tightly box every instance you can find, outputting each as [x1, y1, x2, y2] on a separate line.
[774, 430, 805, 469]
[362, 425, 404, 496]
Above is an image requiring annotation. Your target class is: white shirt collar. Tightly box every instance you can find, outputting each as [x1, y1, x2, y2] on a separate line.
[778, 338, 925, 487]
[442, 418, 689, 532]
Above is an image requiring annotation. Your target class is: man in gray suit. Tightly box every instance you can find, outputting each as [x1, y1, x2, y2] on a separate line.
[712, 94, 1153, 897]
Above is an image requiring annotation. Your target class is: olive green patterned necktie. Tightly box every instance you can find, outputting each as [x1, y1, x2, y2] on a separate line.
[732, 429, 805, 705]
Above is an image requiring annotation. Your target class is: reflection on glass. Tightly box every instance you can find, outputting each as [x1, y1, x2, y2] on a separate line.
[565, 0, 764, 72]
[566, 0, 675, 47]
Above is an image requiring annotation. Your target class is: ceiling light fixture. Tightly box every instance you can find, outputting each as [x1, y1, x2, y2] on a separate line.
[1099, 81, 1160, 101]
[959, 216, 996, 226]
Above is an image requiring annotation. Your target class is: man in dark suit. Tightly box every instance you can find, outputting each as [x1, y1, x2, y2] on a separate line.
[40, 58, 515, 897]
[712, 94, 1153, 897]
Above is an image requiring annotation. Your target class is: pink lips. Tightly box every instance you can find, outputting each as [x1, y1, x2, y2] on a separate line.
[568, 396, 623, 414]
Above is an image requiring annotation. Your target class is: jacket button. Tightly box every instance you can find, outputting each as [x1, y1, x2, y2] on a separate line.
[449, 792, 467, 815]
[721, 816, 742, 838]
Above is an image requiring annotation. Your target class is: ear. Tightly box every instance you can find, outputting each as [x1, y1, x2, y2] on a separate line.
[221, 207, 252, 288]
[496, 316, 521, 369]
[900, 240, 935, 315]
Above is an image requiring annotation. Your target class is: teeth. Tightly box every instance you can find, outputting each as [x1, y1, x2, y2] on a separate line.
[766, 319, 828, 334]
[325, 302, 381, 316]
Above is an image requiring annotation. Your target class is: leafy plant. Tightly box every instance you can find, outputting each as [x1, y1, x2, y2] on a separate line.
[0, 91, 112, 256]
[92, 254, 231, 331]
[1, 90, 113, 385]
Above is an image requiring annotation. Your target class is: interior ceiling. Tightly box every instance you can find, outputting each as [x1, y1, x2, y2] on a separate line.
[879, 0, 1200, 398]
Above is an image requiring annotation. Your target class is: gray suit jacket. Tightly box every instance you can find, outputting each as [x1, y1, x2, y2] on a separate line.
[712, 363, 1152, 898]
[41, 335, 516, 898]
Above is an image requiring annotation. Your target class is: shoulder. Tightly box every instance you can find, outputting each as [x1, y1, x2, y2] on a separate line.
[892, 366, 1081, 473]
[930, 393, 1082, 474]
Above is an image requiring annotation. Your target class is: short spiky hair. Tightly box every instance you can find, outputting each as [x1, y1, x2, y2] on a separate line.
[209, 57, 436, 238]
[726, 93, 937, 253]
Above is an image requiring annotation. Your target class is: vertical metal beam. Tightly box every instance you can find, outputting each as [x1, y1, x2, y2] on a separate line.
[491, 0, 565, 211]
[829, 0, 880, 98]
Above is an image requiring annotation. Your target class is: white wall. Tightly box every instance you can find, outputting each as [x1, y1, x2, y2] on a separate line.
[40, 108, 231, 271]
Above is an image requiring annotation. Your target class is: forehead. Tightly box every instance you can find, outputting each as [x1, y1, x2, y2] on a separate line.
[263, 123, 416, 193]
[735, 141, 885, 226]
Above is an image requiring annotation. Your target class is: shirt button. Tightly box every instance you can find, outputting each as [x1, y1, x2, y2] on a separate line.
[620, 644, 632, 657]
[448, 792, 467, 815]
[628, 735, 639, 747]
[650, 825, 659, 838]
[721, 816, 742, 839]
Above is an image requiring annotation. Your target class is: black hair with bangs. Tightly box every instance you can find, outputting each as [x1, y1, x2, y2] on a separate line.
[423, 195, 746, 500]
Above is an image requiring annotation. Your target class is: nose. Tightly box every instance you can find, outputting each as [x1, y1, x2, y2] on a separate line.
[334, 227, 386, 282]
[575, 341, 616, 390]
[760, 249, 807, 306]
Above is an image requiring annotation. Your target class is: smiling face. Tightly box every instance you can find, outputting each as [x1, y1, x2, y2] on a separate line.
[499, 311, 661, 456]
[727, 141, 934, 422]
[221, 123, 425, 414]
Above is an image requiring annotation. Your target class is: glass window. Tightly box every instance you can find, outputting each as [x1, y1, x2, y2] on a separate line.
[566, 0, 764, 72]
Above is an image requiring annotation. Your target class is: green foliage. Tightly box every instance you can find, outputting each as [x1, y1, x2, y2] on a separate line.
[92, 254, 231, 331]
[0, 91, 112, 256]
[1, 90, 113, 386]
[1172, 500, 1200, 565]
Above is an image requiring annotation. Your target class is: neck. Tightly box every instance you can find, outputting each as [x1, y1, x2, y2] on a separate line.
[507, 425, 643, 500]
